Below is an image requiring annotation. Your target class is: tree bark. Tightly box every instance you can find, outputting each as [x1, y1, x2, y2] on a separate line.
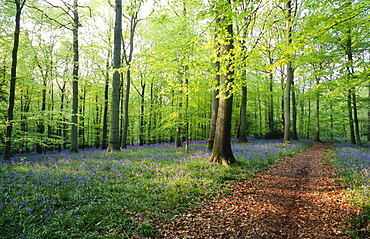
[352, 91, 362, 145]
[70, 0, 79, 153]
[368, 84, 370, 142]
[108, 0, 122, 152]
[101, 56, 110, 149]
[314, 77, 322, 142]
[291, 80, 298, 140]
[283, 0, 293, 143]
[210, 0, 236, 165]
[268, 64, 274, 134]
[347, 90, 356, 144]
[239, 85, 248, 142]
[121, 68, 131, 149]
[3, 0, 26, 160]
[139, 79, 145, 146]
[207, 18, 221, 151]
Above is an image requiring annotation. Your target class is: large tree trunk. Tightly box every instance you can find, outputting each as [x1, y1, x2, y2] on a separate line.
[108, 0, 122, 152]
[3, 0, 26, 160]
[70, 0, 79, 153]
[210, 1, 236, 165]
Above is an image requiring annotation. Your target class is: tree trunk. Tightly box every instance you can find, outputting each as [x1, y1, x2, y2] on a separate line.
[352, 91, 362, 145]
[174, 76, 183, 148]
[239, 85, 248, 142]
[268, 66, 274, 134]
[291, 80, 298, 140]
[101, 59, 109, 149]
[347, 90, 356, 144]
[70, 0, 79, 153]
[95, 95, 101, 148]
[314, 77, 322, 142]
[139, 80, 145, 146]
[344, 29, 356, 145]
[283, 0, 293, 143]
[108, 0, 122, 152]
[368, 84, 370, 142]
[207, 17, 221, 151]
[3, 0, 26, 160]
[121, 68, 130, 149]
[210, 1, 236, 165]
[207, 62, 220, 150]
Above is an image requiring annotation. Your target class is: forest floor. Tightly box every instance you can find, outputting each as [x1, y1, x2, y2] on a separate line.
[153, 143, 356, 238]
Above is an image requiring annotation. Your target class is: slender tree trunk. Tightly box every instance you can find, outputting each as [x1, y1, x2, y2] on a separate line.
[344, 29, 356, 145]
[210, 0, 236, 165]
[108, 0, 122, 151]
[368, 84, 370, 142]
[79, 86, 85, 150]
[148, 81, 154, 145]
[3, 0, 26, 160]
[347, 90, 356, 144]
[70, 0, 79, 153]
[283, 0, 293, 143]
[352, 91, 362, 145]
[307, 98, 311, 139]
[121, 2, 141, 148]
[207, 63, 220, 150]
[121, 68, 130, 148]
[175, 76, 183, 148]
[239, 85, 248, 142]
[139, 80, 145, 146]
[36, 75, 47, 153]
[185, 76, 189, 150]
[268, 66, 274, 134]
[207, 17, 221, 151]
[330, 101, 334, 141]
[95, 95, 101, 148]
[314, 77, 322, 142]
[291, 80, 298, 140]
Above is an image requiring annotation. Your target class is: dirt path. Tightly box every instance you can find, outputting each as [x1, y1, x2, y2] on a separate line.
[154, 143, 353, 238]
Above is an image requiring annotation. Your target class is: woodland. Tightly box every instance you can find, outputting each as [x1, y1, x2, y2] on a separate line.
[0, 0, 369, 160]
[1, 1, 370, 238]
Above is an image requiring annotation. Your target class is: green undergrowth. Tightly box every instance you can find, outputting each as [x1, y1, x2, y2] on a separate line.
[332, 144, 370, 238]
[0, 140, 312, 238]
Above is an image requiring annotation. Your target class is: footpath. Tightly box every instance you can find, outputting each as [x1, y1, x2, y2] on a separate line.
[154, 144, 353, 238]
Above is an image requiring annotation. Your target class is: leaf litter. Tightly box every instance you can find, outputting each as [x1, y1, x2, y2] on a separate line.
[154, 143, 356, 238]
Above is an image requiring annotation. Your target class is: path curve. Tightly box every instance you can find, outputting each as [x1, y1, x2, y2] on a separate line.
[154, 143, 353, 238]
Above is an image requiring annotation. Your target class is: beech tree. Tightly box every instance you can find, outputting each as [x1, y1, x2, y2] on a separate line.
[108, 0, 122, 152]
[0, 0, 369, 155]
[210, 0, 236, 165]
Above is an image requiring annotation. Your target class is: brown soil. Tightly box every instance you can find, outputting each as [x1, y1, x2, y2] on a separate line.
[154, 143, 354, 238]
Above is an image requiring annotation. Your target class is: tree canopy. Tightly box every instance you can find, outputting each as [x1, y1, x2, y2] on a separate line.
[1, 0, 369, 160]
